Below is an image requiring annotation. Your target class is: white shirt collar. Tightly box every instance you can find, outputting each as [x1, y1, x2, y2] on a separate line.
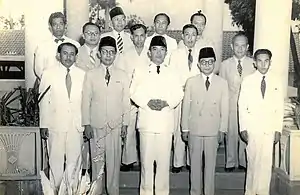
[201, 73, 213, 82]
[233, 55, 246, 64]
[60, 63, 75, 72]
[113, 30, 124, 37]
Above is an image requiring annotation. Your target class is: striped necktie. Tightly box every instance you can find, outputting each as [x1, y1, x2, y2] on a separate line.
[205, 76, 210, 91]
[65, 68, 72, 98]
[90, 50, 96, 64]
[261, 76, 266, 99]
[117, 33, 124, 53]
[188, 49, 193, 71]
[237, 60, 242, 77]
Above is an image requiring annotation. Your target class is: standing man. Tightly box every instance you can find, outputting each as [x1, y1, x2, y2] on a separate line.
[82, 36, 131, 195]
[239, 49, 284, 195]
[144, 13, 178, 64]
[39, 42, 85, 191]
[131, 36, 183, 195]
[35, 12, 80, 79]
[169, 24, 200, 173]
[181, 47, 229, 195]
[219, 32, 256, 171]
[117, 23, 150, 171]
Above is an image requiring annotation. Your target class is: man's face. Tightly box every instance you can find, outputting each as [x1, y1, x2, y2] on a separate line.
[99, 46, 117, 66]
[198, 57, 215, 75]
[231, 36, 249, 59]
[182, 27, 197, 49]
[83, 25, 100, 46]
[50, 17, 66, 38]
[149, 46, 167, 65]
[111, 15, 126, 32]
[59, 45, 77, 68]
[154, 15, 169, 35]
[255, 54, 271, 75]
[131, 27, 146, 48]
[191, 15, 206, 36]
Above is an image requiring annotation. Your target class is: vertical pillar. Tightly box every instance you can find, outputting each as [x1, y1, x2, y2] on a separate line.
[66, 0, 90, 42]
[203, 0, 224, 73]
[25, 0, 63, 88]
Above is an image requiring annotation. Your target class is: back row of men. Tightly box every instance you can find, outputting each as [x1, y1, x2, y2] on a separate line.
[37, 6, 284, 195]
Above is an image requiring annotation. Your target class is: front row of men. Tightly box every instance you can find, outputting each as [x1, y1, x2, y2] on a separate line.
[39, 36, 283, 195]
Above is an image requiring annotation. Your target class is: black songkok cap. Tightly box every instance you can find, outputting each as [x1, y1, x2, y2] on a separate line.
[109, 7, 125, 19]
[149, 36, 167, 50]
[99, 36, 116, 50]
[198, 47, 216, 61]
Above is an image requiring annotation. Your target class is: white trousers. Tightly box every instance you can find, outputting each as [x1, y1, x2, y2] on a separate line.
[139, 131, 173, 195]
[173, 103, 190, 167]
[48, 130, 82, 189]
[245, 132, 274, 195]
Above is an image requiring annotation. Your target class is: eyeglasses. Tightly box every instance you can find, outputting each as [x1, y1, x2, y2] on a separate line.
[84, 31, 99, 36]
[200, 59, 215, 65]
[100, 49, 116, 56]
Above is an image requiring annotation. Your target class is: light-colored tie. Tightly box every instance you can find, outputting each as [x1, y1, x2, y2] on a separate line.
[188, 49, 193, 71]
[117, 33, 124, 53]
[237, 60, 242, 77]
[90, 50, 96, 64]
[65, 68, 72, 98]
[205, 76, 210, 91]
[261, 76, 266, 99]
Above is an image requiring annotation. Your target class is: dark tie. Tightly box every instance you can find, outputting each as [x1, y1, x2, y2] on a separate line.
[188, 49, 193, 71]
[156, 65, 160, 74]
[117, 33, 124, 53]
[65, 68, 72, 98]
[205, 76, 210, 91]
[261, 76, 266, 98]
[237, 60, 242, 77]
[105, 67, 111, 86]
[54, 38, 65, 43]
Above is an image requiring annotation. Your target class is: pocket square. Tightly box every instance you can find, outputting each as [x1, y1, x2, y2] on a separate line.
[116, 81, 121, 83]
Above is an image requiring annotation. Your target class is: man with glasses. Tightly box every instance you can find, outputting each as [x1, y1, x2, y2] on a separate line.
[181, 47, 229, 195]
[82, 36, 131, 195]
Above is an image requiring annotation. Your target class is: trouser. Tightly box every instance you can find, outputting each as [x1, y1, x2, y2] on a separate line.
[173, 103, 190, 167]
[90, 126, 122, 195]
[122, 107, 138, 165]
[139, 131, 173, 195]
[48, 130, 82, 189]
[245, 132, 274, 195]
[82, 141, 90, 170]
[226, 109, 247, 168]
[189, 135, 218, 195]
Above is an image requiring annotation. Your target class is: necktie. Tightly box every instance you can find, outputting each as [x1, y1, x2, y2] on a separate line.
[237, 60, 242, 77]
[90, 50, 96, 64]
[54, 38, 65, 43]
[205, 76, 210, 91]
[188, 49, 193, 71]
[105, 67, 111, 86]
[261, 76, 266, 99]
[65, 68, 72, 98]
[156, 65, 160, 74]
[117, 33, 124, 53]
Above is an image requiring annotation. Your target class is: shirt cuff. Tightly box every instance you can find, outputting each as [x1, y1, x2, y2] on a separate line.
[182, 129, 190, 132]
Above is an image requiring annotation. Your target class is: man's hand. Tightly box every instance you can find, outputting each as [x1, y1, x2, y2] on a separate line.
[121, 125, 128, 140]
[181, 132, 189, 142]
[240, 130, 248, 144]
[274, 131, 281, 144]
[218, 132, 225, 144]
[40, 128, 49, 140]
[84, 125, 94, 140]
[159, 100, 169, 110]
[148, 99, 160, 110]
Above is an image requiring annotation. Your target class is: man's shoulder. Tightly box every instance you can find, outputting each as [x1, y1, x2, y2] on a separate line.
[64, 37, 80, 48]
[221, 57, 234, 65]
[213, 74, 228, 85]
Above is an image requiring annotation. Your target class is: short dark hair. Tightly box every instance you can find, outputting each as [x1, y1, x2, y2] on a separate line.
[190, 10, 207, 24]
[182, 24, 198, 35]
[130, 24, 147, 34]
[57, 42, 78, 54]
[48, 12, 66, 26]
[82, 22, 101, 33]
[254, 49, 272, 60]
[154, 13, 170, 25]
[232, 31, 249, 44]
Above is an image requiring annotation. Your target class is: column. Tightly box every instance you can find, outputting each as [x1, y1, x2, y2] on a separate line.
[65, 0, 89, 42]
[203, 0, 224, 73]
[25, 0, 63, 88]
[253, 0, 292, 97]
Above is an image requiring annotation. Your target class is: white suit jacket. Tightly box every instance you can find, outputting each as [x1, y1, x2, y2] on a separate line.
[34, 35, 80, 79]
[238, 71, 284, 135]
[130, 62, 184, 133]
[76, 44, 101, 71]
[39, 64, 86, 133]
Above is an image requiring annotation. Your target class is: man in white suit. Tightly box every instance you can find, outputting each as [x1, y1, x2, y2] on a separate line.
[169, 24, 200, 173]
[39, 42, 85, 191]
[219, 32, 256, 171]
[116, 23, 150, 171]
[144, 13, 178, 64]
[35, 12, 80, 79]
[239, 49, 284, 195]
[130, 36, 183, 195]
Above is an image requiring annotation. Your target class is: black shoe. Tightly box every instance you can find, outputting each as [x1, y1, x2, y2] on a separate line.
[82, 169, 86, 176]
[171, 166, 183, 173]
[120, 163, 134, 172]
[238, 165, 247, 171]
[186, 165, 191, 171]
[225, 167, 235, 172]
